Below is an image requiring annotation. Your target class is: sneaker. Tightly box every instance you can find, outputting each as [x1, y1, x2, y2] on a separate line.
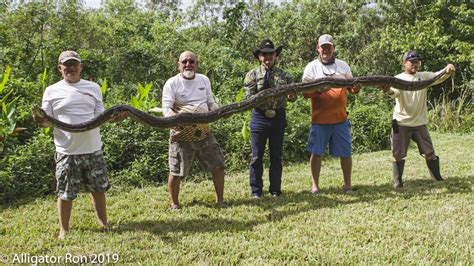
[170, 204, 180, 210]
[270, 192, 281, 197]
[252, 193, 262, 198]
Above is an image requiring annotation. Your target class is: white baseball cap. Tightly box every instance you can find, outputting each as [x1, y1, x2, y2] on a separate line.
[318, 34, 334, 46]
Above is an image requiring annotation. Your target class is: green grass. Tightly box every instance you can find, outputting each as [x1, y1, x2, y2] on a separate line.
[0, 132, 472, 264]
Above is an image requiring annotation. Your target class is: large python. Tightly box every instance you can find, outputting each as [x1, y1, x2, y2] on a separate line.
[32, 71, 449, 132]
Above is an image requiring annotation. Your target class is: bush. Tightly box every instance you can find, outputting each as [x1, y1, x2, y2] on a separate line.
[212, 112, 252, 172]
[1, 133, 55, 203]
[0, 171, 13, 204]
[428, 79, 473, 134]
[112, 158, 162, 188]
[349, 100, 392, 153]
[283, 98, 312, 162]
[101, 119, 169, 185]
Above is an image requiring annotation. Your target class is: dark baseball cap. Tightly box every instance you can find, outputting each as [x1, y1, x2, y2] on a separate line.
[403, 50, 422, 61]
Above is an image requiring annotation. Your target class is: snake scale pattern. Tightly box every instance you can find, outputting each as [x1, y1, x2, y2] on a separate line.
[32, 71, 448, 132]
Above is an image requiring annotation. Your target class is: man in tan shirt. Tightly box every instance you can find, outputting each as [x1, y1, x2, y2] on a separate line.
[382, 50, 455, 188]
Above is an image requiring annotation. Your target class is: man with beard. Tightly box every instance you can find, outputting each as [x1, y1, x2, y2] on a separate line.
[161, 51, 225, 209]
[381, 50, 455, 188]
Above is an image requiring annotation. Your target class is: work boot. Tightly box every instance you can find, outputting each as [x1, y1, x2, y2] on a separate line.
[392, 160, 405, 188]
[426, 156, 444, 181]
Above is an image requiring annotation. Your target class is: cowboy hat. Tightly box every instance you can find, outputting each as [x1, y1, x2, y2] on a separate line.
[252, 39, 283, 59]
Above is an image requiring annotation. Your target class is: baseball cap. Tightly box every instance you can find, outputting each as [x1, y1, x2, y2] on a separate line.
[403, 50, 422, 61]
[58, 50, 81, 64]
[318, 34, 334, 46]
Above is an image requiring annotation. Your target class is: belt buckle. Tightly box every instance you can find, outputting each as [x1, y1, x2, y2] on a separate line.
[265, 109, 276, 118]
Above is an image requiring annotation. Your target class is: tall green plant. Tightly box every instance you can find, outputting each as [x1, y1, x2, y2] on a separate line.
[0, 66, 11, 95]
[0, 66, 19, 149]
[38, 67, 52, 135]
[40, 68, 48, 91]
[130, 82, 156, 110]
[100, 78, 107, 96]
[235, 87, 251, 142]
[0, 93, 17, 140]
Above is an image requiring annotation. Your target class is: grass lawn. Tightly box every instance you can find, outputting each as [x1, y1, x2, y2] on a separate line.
[0, 132, 472, 264]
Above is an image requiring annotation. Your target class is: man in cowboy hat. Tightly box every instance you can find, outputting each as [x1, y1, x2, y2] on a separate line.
[381, 50, 455, 188]
[244, 39, 296, 198]
[302, 34, 361, 194]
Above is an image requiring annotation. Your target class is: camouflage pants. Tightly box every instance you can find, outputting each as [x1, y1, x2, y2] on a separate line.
[55, 150, 109, 201]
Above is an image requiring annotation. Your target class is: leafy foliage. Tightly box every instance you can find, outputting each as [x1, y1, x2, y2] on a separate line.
[0, 1, 472, 203]
[349, 98, 392, 153]
[1, 133, 55, 203]
[428, 78, 474, 133]
[101, 120, 169, 186]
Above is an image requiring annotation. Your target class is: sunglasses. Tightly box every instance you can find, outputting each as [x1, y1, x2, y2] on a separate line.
[406, 59, 421, 64]
[60, 60, 81, 67]
[181, 59, 195, 65]
[261, 52, 275, 56]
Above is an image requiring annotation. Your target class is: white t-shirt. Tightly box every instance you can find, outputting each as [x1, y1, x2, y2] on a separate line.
[42, 79, 104, 155]
[161, 74, 218, 117]
[390, 69, 448, 127]
[302, 58, 353, 80]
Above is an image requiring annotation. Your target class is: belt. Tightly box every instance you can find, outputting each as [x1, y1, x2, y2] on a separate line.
[255, 108, 284, 118]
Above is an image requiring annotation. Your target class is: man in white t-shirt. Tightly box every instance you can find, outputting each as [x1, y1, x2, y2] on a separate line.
[162, 51, 225, 209]
[381, 50, 455, 188]
[33, 50, 126, 239]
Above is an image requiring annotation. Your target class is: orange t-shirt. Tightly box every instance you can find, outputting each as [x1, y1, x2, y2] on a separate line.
[304, 87, 358, 124]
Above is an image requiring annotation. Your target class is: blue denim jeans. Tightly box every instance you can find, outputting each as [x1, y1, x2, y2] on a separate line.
[249, 109, 287, 196]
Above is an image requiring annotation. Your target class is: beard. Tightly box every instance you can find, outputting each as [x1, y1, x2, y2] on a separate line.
[182, 69, 195, 79]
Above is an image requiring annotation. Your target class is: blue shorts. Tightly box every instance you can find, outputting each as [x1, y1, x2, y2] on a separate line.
[307, 120, 352, 157]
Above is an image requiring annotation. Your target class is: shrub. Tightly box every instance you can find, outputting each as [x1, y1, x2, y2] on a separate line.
[283, 98, 312, 162]
[0, 171, 13, 204]
[101, 119, 169, 185]
[1, 133, 55, 203]
[428, 79, 473, 134]
[212, 112, 252, 172]
[112, 158, 161, 188]
[349, 100, 392, 153]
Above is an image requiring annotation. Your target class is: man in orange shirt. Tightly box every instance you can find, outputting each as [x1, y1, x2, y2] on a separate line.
[302, 34, 360, 194]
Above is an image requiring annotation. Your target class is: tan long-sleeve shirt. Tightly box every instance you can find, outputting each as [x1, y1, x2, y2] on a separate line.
[389, 68, 451, 127]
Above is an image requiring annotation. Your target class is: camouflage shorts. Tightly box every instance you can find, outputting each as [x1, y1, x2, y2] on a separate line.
[169, 132, 225, 177]
[55, 150, 110, 201]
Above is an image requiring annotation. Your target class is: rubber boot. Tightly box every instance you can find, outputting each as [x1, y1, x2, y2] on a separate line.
[426, 156, 444, 181]
[392, 160, 405, 188]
